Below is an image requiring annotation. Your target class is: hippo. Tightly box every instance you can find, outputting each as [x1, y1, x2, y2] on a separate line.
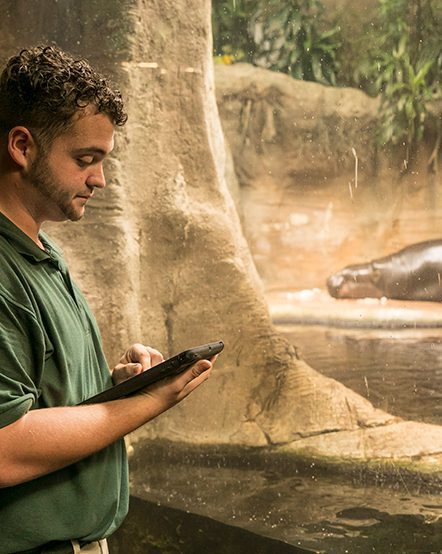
[327, 240, 442, 302]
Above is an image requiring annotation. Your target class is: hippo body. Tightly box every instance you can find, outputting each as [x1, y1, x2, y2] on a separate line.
[327, 240, 442, 302]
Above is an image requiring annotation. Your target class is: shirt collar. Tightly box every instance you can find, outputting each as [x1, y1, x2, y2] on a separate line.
[0, 211, 60, 263]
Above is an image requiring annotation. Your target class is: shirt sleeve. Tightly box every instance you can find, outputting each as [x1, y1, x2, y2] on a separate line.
[0, 292, 46, 429]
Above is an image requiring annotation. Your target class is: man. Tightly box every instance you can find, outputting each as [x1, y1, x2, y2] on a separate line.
[0, 46, 214, 554]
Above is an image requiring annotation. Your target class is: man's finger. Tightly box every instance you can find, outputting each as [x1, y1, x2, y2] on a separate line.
[112, 362, 143, 384]
[183, 359, 212, 383]
[181, 360, 212, 394]
[125, 344, 164, 370]
[193, 358, 212, 374]
[145, 346, 164, 367]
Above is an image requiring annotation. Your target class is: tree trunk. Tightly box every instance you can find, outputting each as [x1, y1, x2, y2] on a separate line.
[0, 0, 440, 466]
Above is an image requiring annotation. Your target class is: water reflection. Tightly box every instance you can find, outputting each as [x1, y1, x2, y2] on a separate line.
[125, 442, 442, 553]
[278, 325, 442, 425]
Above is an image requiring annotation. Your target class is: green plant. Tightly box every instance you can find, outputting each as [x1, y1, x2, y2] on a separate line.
[251, 0, 341, 85]
[212, 0, 255, 62]
[376, 38, 435, 160]
[369, 0, 442, 167]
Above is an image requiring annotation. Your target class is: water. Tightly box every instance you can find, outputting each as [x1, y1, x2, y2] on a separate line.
[278, 325, 442, 425]
[120, 442, 442, 553]
[110, 496, 311, 553]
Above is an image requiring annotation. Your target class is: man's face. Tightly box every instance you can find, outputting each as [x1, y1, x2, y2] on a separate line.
[27, 107, 115, 222]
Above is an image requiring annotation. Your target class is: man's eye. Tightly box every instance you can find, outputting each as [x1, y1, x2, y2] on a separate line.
[77, 156, 94, 167]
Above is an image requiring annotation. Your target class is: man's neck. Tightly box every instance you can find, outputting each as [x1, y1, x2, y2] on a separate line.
[0, 178, 45, 248]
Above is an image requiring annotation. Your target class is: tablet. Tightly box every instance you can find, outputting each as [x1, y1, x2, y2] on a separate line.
[80, 340, 224, 404]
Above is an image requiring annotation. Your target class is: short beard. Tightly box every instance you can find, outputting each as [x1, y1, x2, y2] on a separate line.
[28, 153, 82, 222]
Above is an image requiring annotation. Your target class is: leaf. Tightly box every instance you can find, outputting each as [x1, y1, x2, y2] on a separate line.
[397, 34, 408, 57]
[289, 16, 302, 36]
[414, 60, 434, 84]
[311, 54, 323, 82]
[404, 99, 416, 120]
[290, 47, 302, 65]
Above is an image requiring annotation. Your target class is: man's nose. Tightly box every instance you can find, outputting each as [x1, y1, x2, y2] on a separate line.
[87, 164, 106, 189]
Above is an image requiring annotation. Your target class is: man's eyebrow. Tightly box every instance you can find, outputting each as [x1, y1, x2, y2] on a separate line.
[72, 147, 110, 156]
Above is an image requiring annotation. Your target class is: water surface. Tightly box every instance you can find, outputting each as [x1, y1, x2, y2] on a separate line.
[126, 443, 442, 553]
[278, 324, 442, 425]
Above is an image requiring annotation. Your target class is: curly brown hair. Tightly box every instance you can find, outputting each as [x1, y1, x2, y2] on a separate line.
[0, 45, 127, 148]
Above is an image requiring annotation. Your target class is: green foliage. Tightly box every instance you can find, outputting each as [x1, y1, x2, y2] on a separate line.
[375, 40, 434, 153]
[212, 0, 341, 85]
[212, 0, 255, 63]
[251, 0, 341, 85]
[364, 0, 442, 165]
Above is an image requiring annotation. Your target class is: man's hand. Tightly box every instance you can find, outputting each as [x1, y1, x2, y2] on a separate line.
[138, 356, 215, 415]
[112, 343, 164, 385]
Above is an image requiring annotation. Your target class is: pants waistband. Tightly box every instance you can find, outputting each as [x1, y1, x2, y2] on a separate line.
[16, 539, 92, 554]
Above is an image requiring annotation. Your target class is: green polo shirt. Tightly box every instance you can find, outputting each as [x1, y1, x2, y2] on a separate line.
[0, 212, 128, 553]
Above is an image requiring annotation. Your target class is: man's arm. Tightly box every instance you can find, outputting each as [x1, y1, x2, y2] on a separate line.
[0, 358, 212, 488]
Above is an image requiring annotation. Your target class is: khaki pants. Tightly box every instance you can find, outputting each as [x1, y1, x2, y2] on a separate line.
[70, 541, 108, 554]
[30, 540, 108, 554]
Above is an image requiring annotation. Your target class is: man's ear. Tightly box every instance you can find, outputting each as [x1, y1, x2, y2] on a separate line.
[7, 126, 38, 169]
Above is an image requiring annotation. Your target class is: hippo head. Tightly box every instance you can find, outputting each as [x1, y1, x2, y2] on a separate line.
[327, 262, 384, 299]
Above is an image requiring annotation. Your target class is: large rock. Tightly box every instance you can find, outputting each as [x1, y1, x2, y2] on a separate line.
[215, 63, 379, 186]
